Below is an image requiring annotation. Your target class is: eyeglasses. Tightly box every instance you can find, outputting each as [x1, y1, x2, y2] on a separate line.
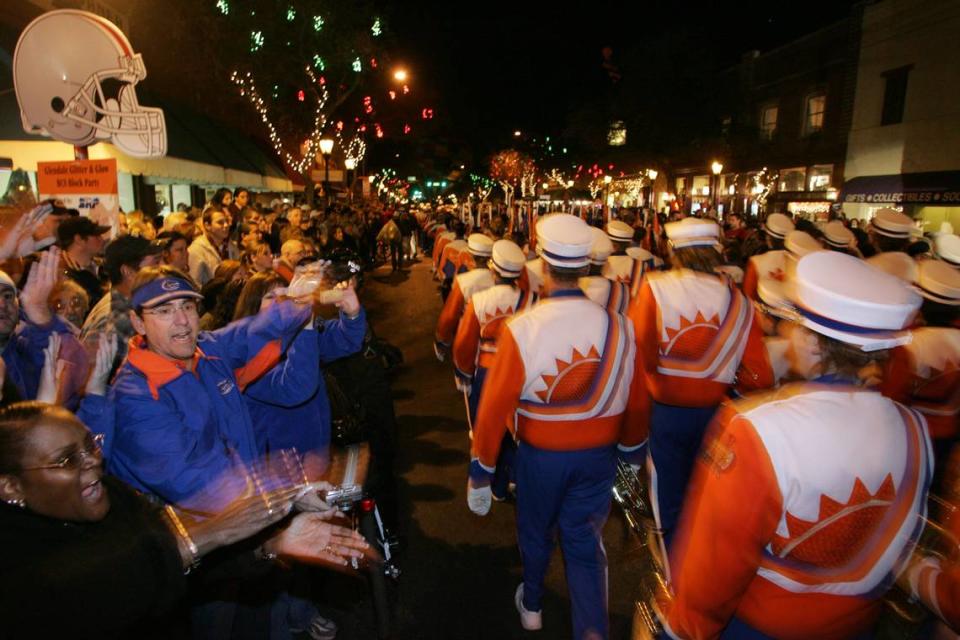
[142, 300, 199, 319]
[23, 433, 104, 471]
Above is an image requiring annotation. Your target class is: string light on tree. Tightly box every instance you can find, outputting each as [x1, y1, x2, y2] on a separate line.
[313, 15, 324, 31]
[250, 30, 264, 52]
[352, 57, 362, 72]
[371, 18, 382, 36]
[312, 54, 325, 71]
[286, 6, 295, 21]
[216, 0, 229, 15]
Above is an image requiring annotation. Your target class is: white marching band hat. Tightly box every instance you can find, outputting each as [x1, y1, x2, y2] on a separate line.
[823, 220, 855, 249]
[664, 218, 719, 249]
[490, 239, 525, 278]
[866, 251, 919, 284]
[871, 208, 914, 239]
[467, 233, 494, 257]
[589, 226, 614, 266]
[764, 213, 795, 240]
[916, 259, 960, 306]
[784, 230, 823, 257]
[934, 233, 960, 268]
[535, 214, 593, 268]
[605, 220, 634, 243]
[790, 251, 920, 351]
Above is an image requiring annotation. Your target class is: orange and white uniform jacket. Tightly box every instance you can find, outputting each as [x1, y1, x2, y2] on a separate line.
[579, 276, 631, 316]
[603, 247, 660, 298]
[742, 250, 787, 302]
[455, 250, 477, 274]
[432, 231, 456, 272]
[881, 327, 960, 439]
[452, 284, 535, 382]
[518, 257, 545, 297]
[470, 292, 646, 472]
[663, 383, 933, 640]
[628, 269, 773, 413]
[435, 268, 495, 349]
[437, 239, 467, 279]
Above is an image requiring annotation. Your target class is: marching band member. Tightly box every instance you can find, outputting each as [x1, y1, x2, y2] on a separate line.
[934, 233, 960, 269]
[434, 234, 494, 360]
[823, 220, 860, 257]
[430, 217, 454, 272]
[580, 227, 631, 315]
[627, 217, 773, 544]
[518, 251, 545, 297]
[661, 251, 931, 640]
[881, 258, 960, 483]
[452, 239, 531, 500]
[437, 221, 467, 288]
[467, 214, 644, 639]
[866, 208, 918, 281]
[602, 219, 659, 298]
[741, 213, 795, 301]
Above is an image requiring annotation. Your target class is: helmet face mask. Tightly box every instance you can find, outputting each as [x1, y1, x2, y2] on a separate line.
[14, 10, 167, 158]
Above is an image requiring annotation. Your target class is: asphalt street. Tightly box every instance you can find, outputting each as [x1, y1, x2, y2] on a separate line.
[322, 255, 644, 640]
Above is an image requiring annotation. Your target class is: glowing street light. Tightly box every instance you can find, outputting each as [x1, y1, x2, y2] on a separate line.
[711, 161, 724, 176]
[393, 68, 408, 82]
[513, 130, 522, 137]
[319, 137, 335, 205]
[710, 161, 724, 210]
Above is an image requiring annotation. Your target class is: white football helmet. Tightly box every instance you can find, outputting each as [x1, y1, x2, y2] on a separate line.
[14, 9, 167, 158]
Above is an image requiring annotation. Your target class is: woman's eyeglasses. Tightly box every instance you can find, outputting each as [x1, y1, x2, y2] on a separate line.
[22, 433, 104, 471]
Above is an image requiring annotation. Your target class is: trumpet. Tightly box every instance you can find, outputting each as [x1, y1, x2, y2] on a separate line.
[611, 460, 673, 640]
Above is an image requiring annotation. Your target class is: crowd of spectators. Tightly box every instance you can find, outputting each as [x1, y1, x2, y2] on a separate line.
[0, 191, 404, 639]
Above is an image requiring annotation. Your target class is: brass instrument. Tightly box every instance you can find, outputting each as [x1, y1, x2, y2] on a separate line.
[611, 460, 673, 640]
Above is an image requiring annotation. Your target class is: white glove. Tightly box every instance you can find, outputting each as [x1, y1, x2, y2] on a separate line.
[467, 483, 492, 516]
[433, 342, 446, 362]
[454, 375, 471, 395]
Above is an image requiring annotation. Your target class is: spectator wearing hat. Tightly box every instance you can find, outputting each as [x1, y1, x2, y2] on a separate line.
[742, 213, 795, 302]
[468, 214, 644, 638]
[881, 259, 960, 486]
[188, 208, 230, 287]
[662, 250, 931, 640]
[580, 226, 630, 315]
[434, 233, 494, 360]
[28, 201, 72, 254]
[56, 216, 111, 309]
[628, 217, 773, 545]
[81, 235, 163, 375]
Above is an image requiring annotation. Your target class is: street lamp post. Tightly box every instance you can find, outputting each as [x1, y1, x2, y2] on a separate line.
[344, 157, 357, 202]
[711, 161, 723, 213]
[319, 137, 334, 206]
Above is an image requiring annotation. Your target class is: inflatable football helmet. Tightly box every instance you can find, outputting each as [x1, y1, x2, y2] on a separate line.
[14, 9, 167, 158]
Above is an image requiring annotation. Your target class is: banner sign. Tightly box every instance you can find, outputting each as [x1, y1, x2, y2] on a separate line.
[38, 158, 121, 236]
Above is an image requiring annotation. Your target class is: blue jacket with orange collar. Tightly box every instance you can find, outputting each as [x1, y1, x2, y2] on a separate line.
[105, 300, 315, 512]
[244, 308, 367, 473]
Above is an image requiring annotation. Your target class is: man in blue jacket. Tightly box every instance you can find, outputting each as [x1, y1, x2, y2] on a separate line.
[106, 265, 364, 513]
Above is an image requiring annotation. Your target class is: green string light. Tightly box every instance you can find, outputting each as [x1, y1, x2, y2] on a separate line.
[371, 18, 382, 36]
[216, 0, 229, 15]
[312, 55, 325, 71]
[250, 31, 264, 52]
[286, 6, 295, 21]
[313, 15, 324, 31]
[352, 57, 362, 72]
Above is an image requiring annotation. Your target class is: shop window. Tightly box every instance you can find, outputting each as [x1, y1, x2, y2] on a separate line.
[803, 94, 826, 135]
[881, 65, 912, 126]
[692, 175, 710, 196]
[779, 167, 806, 192]
[675, 177, 686, 194]
[760, 104, 778, 140]
[807, 164, 833, 191]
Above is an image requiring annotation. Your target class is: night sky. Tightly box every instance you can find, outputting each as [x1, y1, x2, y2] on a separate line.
[387, 0, 860, 154]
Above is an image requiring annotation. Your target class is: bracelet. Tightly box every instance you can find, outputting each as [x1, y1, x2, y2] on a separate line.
[165, 505, 200, 574]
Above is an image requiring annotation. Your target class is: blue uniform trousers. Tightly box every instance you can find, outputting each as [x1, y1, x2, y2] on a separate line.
[470, 366, 516, 499]
[648, 402, 718, 548]
[516, 443, 616, 640]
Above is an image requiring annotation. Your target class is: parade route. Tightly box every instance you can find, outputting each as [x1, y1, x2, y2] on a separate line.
[325, 255, 643, 639]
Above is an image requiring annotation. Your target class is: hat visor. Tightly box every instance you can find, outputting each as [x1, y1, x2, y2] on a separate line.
[670, 238, 720, 249]
[798, 314, 912, 352]
[140, 290, 204, 310]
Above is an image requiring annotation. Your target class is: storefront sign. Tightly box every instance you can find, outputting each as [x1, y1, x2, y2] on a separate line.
[842, 171, 960, 205]
[37, 158, 120, 235]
